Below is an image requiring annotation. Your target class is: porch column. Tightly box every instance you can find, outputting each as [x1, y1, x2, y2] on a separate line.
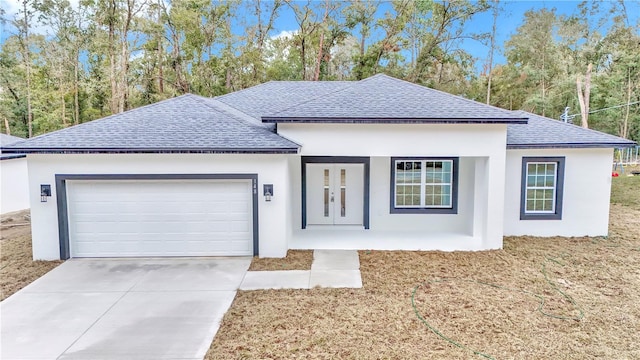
[472, 157, 488, 241]
[484, 153, 507, 249]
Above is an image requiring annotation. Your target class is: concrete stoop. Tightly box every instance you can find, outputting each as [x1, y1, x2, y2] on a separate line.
[239, 250, 363, 290]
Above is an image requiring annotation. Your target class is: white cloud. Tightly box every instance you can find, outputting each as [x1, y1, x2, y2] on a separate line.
[1, 0, 20, 17]
[271, 30, 297, 40]
[264, 30, 297, 62]
[2, 0, 81, 36]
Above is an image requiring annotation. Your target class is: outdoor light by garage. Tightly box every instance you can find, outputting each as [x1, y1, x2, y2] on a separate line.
[263, 184, 273, 202]
[40, 184, 51, 202]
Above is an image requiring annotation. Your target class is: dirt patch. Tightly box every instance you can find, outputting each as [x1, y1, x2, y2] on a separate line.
[1, 210, 62, 301]
[249, 250, 313, 271]
[207, 205, 640, 359]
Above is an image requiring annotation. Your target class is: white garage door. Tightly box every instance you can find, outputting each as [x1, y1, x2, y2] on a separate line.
[66, 179, 253, 257]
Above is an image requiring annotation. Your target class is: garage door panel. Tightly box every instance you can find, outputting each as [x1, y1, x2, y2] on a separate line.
[226, 202, 250, 213]
[229, 220, 250, 231]
[67, 179, 254, 257]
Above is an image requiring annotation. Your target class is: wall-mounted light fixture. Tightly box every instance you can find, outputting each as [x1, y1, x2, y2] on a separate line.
[40, 184, 52, 202]
[263, 184, 273, 202]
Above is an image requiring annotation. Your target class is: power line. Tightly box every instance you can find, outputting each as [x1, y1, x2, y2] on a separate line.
[569, 100, 640, 118]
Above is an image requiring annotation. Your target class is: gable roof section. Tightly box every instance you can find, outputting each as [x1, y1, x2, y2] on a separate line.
[261, 74, 527, 124]
[507, 111, 636, 149]
[0, 134, 27, 160]
[2, 77, 634, 155]
[1, 94, 299, 154]
[1, 133, 25, 146]
[217, 81, 351, 120]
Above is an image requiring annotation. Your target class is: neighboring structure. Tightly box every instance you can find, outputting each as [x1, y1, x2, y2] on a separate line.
[2, 75, 635, 260]
[1, 134, 30, 214]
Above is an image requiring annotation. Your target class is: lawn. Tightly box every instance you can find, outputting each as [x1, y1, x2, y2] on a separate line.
[207, 176, 640, 359]
[610, 171, 640, 210]
[249, 250, 313, 271]
[0, 210, 62, 301]
[1, 175, 639, 358]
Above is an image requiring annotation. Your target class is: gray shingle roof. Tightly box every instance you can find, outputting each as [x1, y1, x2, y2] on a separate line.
[217, 81, 351, 120]
[2, 76, 634, 154]
[0, 134, 27, 160]
[507, 111, 636, 149]
[261, 74, 527, 123]
[0, 133, 25, 146]
[1, 94, 299, 154]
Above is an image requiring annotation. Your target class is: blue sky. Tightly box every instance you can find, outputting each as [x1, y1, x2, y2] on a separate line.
[2, 0, 638, 69]
[269, 0, 639, 69]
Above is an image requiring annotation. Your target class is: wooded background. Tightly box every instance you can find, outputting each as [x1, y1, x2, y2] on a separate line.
[1, 0, 639, 141]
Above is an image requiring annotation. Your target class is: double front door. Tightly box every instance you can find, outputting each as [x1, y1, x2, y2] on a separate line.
[306, 163, 364, 226]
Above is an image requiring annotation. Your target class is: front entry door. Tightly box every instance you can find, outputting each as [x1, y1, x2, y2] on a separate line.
[306, 163, 364, 226]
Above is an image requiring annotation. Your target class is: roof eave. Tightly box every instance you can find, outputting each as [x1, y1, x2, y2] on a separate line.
[262, 117, 528, 124]
[507, 142, 637, 149]
[1, 147, 300, 155]
[0, 154, 27, 160]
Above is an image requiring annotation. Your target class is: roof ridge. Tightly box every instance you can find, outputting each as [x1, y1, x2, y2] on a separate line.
[262, 74, 527, 121]
[191, 95, 263, 129]
[215, 81, 278, 101]
[6, 95, 193, 147]
[190, 96, 302, 148]
[0, 133, 27, 147]
[202, 97, 263, 124]
[374, 74, 525, 118]
[507, 110, 636, 148]
[214, 92, 264, 121]
[264, 80, 356, 117]
[357, 73, 391, 82]
[0, 133, 25, 140]
[516, 110, 632, 139]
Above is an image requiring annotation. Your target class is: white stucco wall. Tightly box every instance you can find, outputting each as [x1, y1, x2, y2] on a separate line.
[503, 148, 614, 237]
[279, 123, 508, 250]
[1, 157, 30, 214]
[368, 157, 475, 234]
[27, 154, 290, 260]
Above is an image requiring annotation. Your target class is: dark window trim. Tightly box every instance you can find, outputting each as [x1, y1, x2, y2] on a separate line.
[389, 157, 459, 214]
[520, 157, 565, 220]
[301, 156, 370, 229]
[55, 173, 259, 260]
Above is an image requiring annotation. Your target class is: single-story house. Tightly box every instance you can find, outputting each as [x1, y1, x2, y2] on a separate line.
[1, 133, 30, 214]
[2, 74, 635, 260]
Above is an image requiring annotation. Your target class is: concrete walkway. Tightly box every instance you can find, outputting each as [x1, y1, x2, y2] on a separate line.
[240, 250, 362, 290]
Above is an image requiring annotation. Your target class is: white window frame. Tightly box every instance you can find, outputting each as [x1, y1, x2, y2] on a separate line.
[524, 162, 557, 214]
[390, 157, 458, 214]
[520, 157, 565, 221]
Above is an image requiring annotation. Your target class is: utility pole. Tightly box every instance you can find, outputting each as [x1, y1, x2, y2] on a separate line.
[560, 107, 571, 123]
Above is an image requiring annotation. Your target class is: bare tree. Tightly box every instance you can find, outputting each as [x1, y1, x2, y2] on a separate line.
[15, 0, 35, 137]
[576, 63, 592, 128]
[486, 0, 499, 104]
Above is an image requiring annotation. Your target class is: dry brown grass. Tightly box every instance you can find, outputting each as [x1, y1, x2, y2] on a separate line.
[208, 205, 640, 359]
[0, 210, 62, 301]
[249, 250, 314, 271]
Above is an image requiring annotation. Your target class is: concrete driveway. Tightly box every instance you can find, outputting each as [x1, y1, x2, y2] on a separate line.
[0, 258, 251, 360]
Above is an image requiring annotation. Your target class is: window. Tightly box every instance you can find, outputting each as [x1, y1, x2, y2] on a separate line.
[390, 157, 458, 214]
[520, 157, 565, 220]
